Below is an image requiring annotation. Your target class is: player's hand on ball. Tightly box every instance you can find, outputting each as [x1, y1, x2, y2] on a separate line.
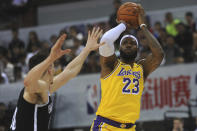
[137, 4, 146, 26]
[116, 19, 132, 29]
[85, 27, 105, 51]
[50, 34, 71, 61]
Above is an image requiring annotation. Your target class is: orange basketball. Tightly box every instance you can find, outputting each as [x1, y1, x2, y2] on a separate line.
[117, 2, 139, 28]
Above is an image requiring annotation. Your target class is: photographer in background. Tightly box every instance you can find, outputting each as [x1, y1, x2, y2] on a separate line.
[172, 118, 188, 131]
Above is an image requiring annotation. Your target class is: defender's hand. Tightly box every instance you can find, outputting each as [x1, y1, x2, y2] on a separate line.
[85, 27, 105, 51]
[50, 34, 71, 61]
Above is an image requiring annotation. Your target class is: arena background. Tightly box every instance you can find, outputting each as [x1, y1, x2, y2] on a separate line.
[0, 0, 197, 131]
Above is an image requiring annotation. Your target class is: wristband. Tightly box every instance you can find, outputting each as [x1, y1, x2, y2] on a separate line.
[140, 24, 147, 29]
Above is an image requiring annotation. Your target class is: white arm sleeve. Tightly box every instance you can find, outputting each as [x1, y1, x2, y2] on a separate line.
[99, 23, 126, 57]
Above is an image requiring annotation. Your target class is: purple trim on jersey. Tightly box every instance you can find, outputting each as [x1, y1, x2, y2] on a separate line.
[92, 117, 102, 131]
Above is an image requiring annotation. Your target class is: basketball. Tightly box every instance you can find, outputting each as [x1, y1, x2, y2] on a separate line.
[117, 2, 139, 28]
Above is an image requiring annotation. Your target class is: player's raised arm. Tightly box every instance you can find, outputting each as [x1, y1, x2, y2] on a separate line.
[99, 23, 127, 78]
[137, 5, 164, 80]
[24, 34, 71, 93]
[51, 27, 104, 93]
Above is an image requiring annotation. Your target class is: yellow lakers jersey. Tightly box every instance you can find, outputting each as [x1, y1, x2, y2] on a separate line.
[96, 60, 144, 123]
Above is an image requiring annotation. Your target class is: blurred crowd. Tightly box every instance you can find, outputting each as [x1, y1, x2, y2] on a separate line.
[0, 102, 14, 131]
[0, 22, 108, 85]
[0, 9, 197, 85]
[0, 0, 37, 29]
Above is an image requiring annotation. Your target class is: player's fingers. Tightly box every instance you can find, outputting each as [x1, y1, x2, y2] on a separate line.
[140, 6, 145, 15]
[95, 29, 103, 39]
[94, 27, 100, 37]
[138, 4, 142, 7]
[61, 49, 71, 55]
[88, 30, 90, 39]
[94, 28, 101, 38]
[59, 34, 67, 43]
[137, 4, 141, 10]
[91, 27, 96, 37]
[55, 34, 67, 48]
[137, 4, 145, 15]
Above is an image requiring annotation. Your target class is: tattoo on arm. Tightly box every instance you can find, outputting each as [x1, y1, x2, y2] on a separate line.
[142, 27, 164, 54]
[140, 27, 164, 79]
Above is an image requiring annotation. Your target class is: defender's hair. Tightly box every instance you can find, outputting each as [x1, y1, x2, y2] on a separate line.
[28, 48, 50, 70]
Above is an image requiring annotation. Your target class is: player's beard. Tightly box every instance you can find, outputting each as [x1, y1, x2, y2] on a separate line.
[120, 49, 137, 63]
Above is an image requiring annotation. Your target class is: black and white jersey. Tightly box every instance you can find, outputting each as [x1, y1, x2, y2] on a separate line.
[10, 88, 53, 131]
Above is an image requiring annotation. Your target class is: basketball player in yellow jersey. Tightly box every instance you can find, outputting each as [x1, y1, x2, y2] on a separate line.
[91, 5, 164, 131]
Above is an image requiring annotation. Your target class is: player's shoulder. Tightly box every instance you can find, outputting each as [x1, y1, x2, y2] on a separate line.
[135, 59, 146, 69]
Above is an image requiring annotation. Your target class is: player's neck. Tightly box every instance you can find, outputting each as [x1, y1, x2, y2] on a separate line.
[120, 58, 134, 66]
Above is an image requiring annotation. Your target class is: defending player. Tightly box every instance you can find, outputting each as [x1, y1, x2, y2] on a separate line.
[91, 5, 164, 131]
[10, 27, 104, 131]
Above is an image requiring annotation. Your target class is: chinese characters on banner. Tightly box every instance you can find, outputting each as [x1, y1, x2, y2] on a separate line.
[142, 75, 191, 110]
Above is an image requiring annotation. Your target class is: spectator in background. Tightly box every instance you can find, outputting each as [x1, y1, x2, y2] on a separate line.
[8, 28, 25, 65]
[15, 52, 27, 81]
[156, 28, 168, 48]
[0, 103, 6, 122]
[0, 46, 14, 82]
[98, 22, 110, 33]
[108, 0, 121, 28]
[14, 65, 23, 82]
[153, 21, 163, 39]
[86, 24, 94, 33]
[26, 31, 40, 53]
[175, 22, 194, 63]
[69, 26, 78, 39]
[85, 24, 94, 40]
[60, 28, 75, 50]
[145, 15, 153, 32]
[164, 35, 184, 65]
[25, 32, 40, 66]
[193, 32, 197, 62]
[0, 46, 8, 70]
[59, 28, 67, 37]
[194, 117, 197, 131]
[83, 52, 100, 73]
[40, 40, 50, 49]
[0, 124, 5, 131]
[73, 37, 85, 56]
[172, 118, 188, 131]
[0, 70, 9, 84]
[165, 12, 181, 36]
[50, 34, 58, 46]
[25, 31, 40, 74]
[9, 28, 25, 51]
[0, 103, 8, 130]
[185, 12, 196, 32]
[12, 0, 28, 7]
[25, 43, 39, 66]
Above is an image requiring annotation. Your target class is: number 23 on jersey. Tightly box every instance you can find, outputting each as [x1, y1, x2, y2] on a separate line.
[122, 77, 139, 94]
